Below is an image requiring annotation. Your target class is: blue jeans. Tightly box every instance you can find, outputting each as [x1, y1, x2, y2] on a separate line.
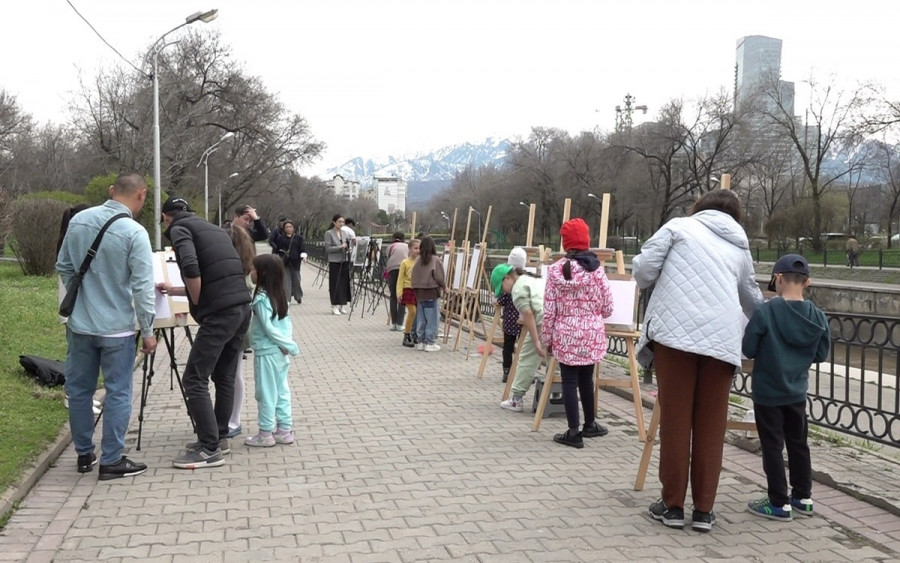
[64, 328, 137, 465]
[415, 299, 440, 344]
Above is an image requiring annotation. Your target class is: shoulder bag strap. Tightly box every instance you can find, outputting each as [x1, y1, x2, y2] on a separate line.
[75, 213, 130, 277]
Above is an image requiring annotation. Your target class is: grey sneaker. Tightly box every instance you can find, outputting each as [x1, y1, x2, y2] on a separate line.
[185, 438, 230, 455]
[649, 499, 685, 529]
[172, 447, 225, 469]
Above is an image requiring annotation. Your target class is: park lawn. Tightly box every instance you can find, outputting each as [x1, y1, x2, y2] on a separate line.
[0, 262, 69, 500]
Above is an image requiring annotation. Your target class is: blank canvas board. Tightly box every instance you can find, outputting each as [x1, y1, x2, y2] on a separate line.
[466, 246, 481, 289]
[605, 278, 638, 330]
[453, 251, 465, 290]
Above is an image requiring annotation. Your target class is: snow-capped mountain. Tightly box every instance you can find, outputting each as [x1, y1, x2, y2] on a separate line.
[325, 137, 512, 187]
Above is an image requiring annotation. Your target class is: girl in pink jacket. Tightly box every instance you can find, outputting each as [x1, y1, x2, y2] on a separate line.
[541, 218, 614, 448]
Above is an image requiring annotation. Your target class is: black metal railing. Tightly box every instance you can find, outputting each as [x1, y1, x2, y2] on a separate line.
[732, 312, 900, 448]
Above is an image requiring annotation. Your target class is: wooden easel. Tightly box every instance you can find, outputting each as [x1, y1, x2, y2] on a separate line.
[443, 208, 475, 345]
[458, 206, 494, 354]
[440, 208, 459, 331]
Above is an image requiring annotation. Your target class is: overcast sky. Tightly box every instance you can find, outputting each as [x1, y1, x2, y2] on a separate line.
[2, 1, 897, 175]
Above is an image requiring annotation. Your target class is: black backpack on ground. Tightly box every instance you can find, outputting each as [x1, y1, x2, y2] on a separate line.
[19, 355, 66, 387]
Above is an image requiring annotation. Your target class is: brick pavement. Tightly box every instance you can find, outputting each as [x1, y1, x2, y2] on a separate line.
[1, 261, 899, 562]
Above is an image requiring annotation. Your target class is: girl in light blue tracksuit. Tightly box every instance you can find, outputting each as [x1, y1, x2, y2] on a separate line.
[245, 254, 300, 447]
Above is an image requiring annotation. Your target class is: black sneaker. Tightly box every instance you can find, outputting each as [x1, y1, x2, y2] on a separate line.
[582, 421, 609, 438]
[553, 429, 584, 449]
[502, 368, 509, 383]
[691, 509, 716, 532]
[98, 456, 147, 481]
[77, 452, 98, 473]
[649, 499, 685, 529]
[402, 334, 414, 348]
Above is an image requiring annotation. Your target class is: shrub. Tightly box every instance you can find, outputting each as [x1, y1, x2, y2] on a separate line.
[21, 191, 88, 206]
[8, 198, 68, 275]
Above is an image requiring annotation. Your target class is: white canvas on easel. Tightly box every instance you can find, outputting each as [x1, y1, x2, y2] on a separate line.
[466, 246, 481, 290]
[605, 277, 638, 331]
[452, 250, 466, 290]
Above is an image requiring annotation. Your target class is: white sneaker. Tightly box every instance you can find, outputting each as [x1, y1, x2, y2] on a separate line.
[339, 306, 347, 314]
[424, 343, 441, 352]
[500, 397, 524, 412]
[332, 306, 341, 315]
[416, 343, 425, 351]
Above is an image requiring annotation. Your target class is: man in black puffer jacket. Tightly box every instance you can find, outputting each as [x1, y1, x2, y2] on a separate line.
[157, 196, 251, 470]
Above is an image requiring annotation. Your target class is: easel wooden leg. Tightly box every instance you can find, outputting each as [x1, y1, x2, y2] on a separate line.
[634, 399, 661, 491]
[476, 305, 500, 378]
[627, 338, 647, 442]
[532, 358, 558, 432]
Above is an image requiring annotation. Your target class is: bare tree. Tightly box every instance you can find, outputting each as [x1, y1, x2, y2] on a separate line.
[870, 140, 900, 247]
[760, 72, 866, 250]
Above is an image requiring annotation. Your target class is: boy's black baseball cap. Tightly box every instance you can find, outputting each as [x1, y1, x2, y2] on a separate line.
[768, 254, 810, 291]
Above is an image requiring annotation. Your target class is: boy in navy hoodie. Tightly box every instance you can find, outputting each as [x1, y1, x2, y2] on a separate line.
[742, 254, 830, 521]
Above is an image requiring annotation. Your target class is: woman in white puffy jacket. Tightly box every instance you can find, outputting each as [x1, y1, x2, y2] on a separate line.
[632, 189, 763, 533]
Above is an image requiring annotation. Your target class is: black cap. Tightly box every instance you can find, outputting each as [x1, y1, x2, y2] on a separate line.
[162, 196, 193, 214]
[768, 254, 810, 291]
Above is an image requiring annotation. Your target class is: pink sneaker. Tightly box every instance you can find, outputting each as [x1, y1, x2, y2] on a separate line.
[273, 428, 295, 445]
[245, 432, 275, 447]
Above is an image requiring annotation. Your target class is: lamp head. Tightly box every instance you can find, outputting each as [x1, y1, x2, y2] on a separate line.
[220, 131, 235, 141]
[186, 9, 219, 24]
[228, 172, 239, 179]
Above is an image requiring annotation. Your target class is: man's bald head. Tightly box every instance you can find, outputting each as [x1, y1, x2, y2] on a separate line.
[109, 172, 148, 216]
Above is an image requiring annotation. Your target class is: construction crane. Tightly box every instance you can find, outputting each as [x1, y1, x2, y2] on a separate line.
[614, 93, 648, 132]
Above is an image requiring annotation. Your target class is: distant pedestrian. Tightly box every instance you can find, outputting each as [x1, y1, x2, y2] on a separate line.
[396, 238, 420, 347]
[223, 224, 257, 440]
[497, 247, 527, 382]
[743, 254, 830, 521]
[324, 214, 352, 315]
[410, 236, 445, 352]
[385, 231, 409, 331]
[233, 204, 269, 242]
[541, 218, 615, 449]
[272, 220, 306, 304]
[245, 254, 299, 447]
[845, 234, 860, 268]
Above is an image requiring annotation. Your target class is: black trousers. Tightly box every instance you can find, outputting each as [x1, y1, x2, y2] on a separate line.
[559, 362, 596, 430]
[182, 304, 251, 451]
[387, 269, 404, 326]
[328, 261, 351, 305]
[754, 401, 812, 505]
[502, 332, 518, 371]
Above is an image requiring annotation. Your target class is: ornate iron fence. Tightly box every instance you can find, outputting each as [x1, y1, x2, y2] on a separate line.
[731, 312, 899, 447]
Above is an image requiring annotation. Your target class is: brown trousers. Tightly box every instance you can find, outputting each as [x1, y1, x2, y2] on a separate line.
[654, 343, 735, 512]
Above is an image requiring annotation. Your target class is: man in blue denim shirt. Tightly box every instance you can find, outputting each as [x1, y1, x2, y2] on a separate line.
[57, 173, 157, 480]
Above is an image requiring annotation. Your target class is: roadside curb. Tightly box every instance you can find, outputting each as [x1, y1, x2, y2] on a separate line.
[0, 426, 71, 524]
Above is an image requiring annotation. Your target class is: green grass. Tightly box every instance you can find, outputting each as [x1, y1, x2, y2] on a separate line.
[0, 263, 68, 501]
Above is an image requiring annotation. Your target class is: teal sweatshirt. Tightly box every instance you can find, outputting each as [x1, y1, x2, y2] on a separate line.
[742, 297, 830, 406]
[249, 291, 300, 358]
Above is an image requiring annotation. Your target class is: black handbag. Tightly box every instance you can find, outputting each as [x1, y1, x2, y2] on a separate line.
[59, 213, 129, 317]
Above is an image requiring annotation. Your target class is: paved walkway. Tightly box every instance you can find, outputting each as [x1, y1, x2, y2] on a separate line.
[2, 262, 900, 562]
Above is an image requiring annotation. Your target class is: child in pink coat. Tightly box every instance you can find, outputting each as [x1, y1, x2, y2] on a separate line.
[541, 218, 614, 448]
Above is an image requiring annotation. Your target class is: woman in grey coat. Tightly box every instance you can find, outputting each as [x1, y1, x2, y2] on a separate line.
[632, 189, 763, 533]
[324, 213, 352, 315]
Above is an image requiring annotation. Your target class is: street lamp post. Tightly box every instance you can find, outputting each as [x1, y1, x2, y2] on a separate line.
[150, 8, 219, 249]
[218, 172, 239, 226]
[440, 211, 451, 232]
[197, 131, 235, 221]
[469, 206, 482, 241]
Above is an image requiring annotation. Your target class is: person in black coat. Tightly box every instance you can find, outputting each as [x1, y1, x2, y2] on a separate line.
[272, 220, 306, 304]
